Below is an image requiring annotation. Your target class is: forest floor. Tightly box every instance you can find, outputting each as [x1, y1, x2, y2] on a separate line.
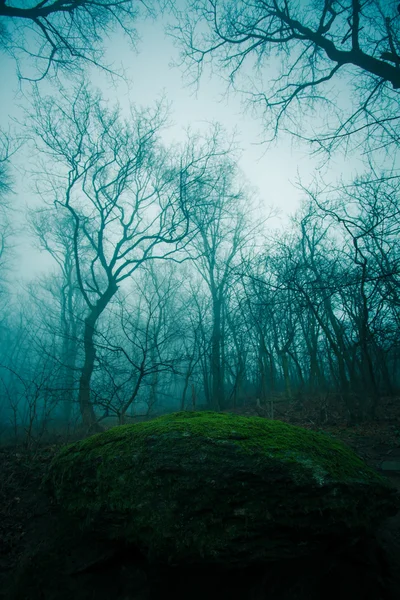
[1, 399, 400, 599]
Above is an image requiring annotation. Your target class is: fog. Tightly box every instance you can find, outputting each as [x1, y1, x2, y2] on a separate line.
[1, 4, 400, 600]
[0, 0, 398, 444]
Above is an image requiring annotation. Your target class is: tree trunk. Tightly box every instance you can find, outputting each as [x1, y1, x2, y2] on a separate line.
[61, 332, 77, 425]
[180, 360, 193, 411]
[280, 352, 292, 400]
[78, 285, 117, 433]
[60, 281, 78, 426]
[79, 313, 102, 432]
[258, 334, 268, 406]
[191, 383, 197, 411]
[211, 295, 223, 411]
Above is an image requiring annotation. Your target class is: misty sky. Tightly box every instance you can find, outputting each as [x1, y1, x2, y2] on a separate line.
[0, 7, 366, 281]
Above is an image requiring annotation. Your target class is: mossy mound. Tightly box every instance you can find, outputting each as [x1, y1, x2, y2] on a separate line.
[44, 411, 399, 566]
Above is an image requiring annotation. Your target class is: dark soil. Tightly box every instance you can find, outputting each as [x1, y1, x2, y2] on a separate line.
[1, 400, 400, 600]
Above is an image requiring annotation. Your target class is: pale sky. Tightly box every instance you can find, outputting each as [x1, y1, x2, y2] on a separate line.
[0, 9, 365, 281]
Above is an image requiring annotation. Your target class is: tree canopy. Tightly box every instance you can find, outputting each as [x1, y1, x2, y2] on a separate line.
[0, 0, 154, 81]
[171, 0, 400, 161]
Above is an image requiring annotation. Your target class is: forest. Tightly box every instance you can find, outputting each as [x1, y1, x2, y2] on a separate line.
[0, 2, 400, 599]
[1, 142, 400, 440]
[0, 0, 400, 443]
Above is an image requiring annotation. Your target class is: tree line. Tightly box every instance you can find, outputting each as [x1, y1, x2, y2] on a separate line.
[0, 0, 399, 441]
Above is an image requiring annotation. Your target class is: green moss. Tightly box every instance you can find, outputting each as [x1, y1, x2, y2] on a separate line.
[53, 411, 385, 484]
[44, 411, 398, 566]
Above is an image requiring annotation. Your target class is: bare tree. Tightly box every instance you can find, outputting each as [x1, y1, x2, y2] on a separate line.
[236, 175, 400, 425]
[27, 206, 87, 425]
[0, 132, 13, 200]
[0, 299, 65, 446]
[172, 0, 400, 160]
[223, 281, 253, 409]
[27, 83, 227, 431]
[303, 177, 400, 418]
[0, 130, 19, 319]
[0, 0, 156, 81]
[176, 278, 209, 410]
[92, 262, 183, 423]
[188, 156, 256, 410]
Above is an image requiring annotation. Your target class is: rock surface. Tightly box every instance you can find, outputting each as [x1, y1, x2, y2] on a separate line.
[381, 460, 400, 472]
[45, 411, 400, 566]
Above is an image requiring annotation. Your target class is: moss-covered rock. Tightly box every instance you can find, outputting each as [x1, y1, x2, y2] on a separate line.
[44, 411, 400, 566]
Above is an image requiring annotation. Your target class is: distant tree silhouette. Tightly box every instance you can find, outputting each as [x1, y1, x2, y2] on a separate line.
[27, 82, 231, 431]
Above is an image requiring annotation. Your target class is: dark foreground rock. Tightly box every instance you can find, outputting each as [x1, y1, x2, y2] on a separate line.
[44, 411, 399, 566]
[4, 517, 395, 600]
[5, 411, 399, 600]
